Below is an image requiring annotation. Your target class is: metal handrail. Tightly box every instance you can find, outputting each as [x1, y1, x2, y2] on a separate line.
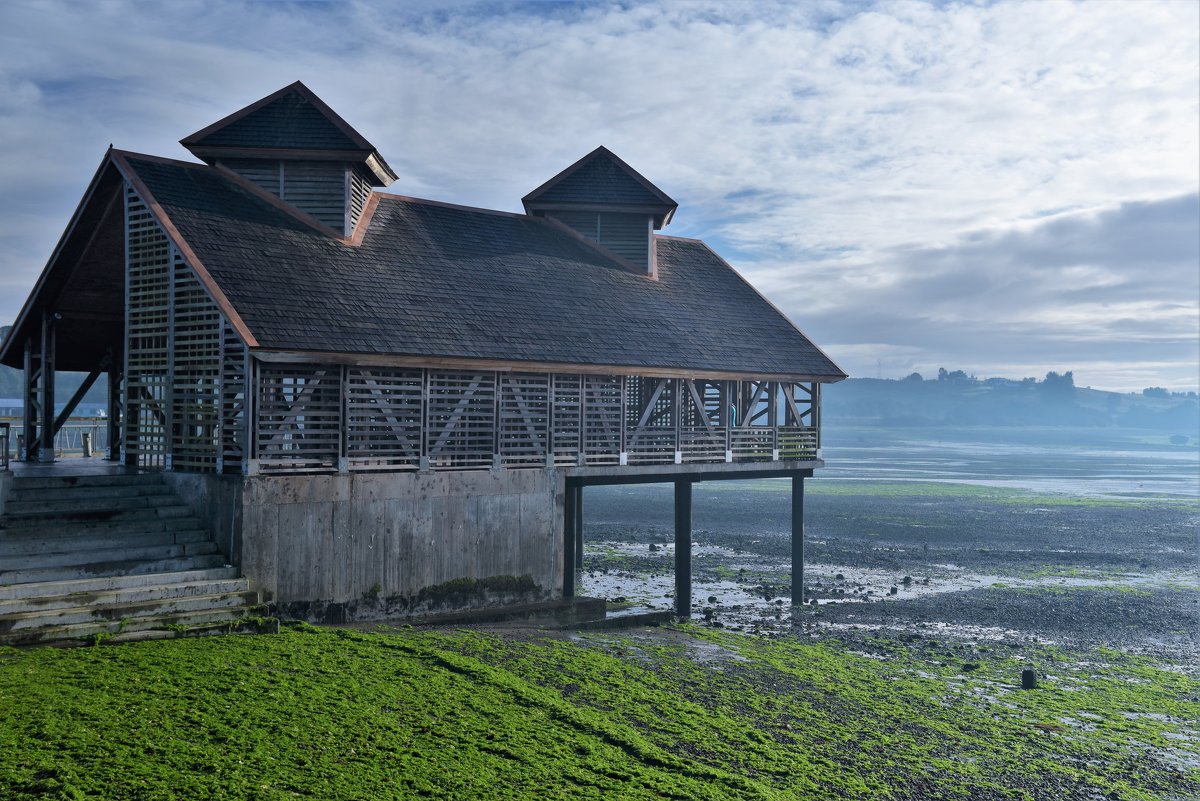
[0, 416, 109, 460]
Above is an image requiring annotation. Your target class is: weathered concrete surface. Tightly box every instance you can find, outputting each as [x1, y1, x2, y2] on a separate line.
[0, 468, 11, 517]
[162, 472, 244, 564]
[239, 468, 564, 606]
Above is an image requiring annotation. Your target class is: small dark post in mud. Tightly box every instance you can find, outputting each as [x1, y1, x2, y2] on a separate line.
[574, 485, 585, 570]
[1021, 669, 1038, 690]
[791, 475, 805, 606]
[564, 482, 577, 597]
[675, 479, 693, 617]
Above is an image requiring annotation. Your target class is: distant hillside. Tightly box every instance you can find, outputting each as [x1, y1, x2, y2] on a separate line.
[823, 372, 1199, 435]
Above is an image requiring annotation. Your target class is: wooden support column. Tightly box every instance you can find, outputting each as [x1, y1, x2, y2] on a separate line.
[674, 478, 692, 617]
[107, 356, 121, 461]
[563, 481, 577, 597]
[792, 474, 805, 606]
[38, 313, 56, 462]
[22, 337, 36, 460]
[574, 484, 584, 570]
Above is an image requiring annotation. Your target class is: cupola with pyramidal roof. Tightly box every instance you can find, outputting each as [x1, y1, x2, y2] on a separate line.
[523, 146, 678, 276]
[180, 81, 396, 237]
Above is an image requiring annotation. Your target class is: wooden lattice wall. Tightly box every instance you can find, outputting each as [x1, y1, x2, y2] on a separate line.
[124, 184, 247, 472]
[124, 188, 170, 468]
[251, 368, 821, 475]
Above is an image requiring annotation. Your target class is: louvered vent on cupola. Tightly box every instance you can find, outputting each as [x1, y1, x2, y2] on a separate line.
[523, 147, 678, 277]
[180, 81, 396, 237]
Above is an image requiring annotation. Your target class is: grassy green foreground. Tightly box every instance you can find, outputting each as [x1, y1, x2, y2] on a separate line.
[1, 625, 1196, 800]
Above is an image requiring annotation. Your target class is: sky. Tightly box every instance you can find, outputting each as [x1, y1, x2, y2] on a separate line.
[0, 0, 1197, 392]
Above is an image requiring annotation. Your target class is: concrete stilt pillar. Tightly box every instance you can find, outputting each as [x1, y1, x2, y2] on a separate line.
[792, 474, 805, 605]
[563, 482, 577, 598]
[574, 484, 584, 569]
[674, 479, 692, 617]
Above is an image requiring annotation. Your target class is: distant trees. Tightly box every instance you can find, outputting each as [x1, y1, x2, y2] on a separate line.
[903, 372, 923, 382]
[1039, 371, 1076, 401]
[936, 368, 971, 383]
[1142, 387, 1170, 399]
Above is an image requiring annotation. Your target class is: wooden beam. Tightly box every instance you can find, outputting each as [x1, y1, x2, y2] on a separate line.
[38, 313, 55, 462]
[22, 337, 36, 460]
[53, 355, 110, 435]
[249, 349, 846, 386]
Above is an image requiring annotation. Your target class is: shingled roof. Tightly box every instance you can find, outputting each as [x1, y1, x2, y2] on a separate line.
[118, 153, 844, 381]
[523, 146, 678, 226]
[180, 81, 397, 186]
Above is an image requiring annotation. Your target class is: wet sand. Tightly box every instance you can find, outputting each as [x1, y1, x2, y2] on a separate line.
[579, 431, 1199, 663]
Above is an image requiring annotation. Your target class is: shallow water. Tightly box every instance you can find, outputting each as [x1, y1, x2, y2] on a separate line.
[818, 437, 1200, 498]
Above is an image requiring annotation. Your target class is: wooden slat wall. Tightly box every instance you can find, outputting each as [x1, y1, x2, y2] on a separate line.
[346, 367, 422, 469]
[250, 369, 822, 473]
[582, 374, 622, 464]
[499, 372, 549, 467]
[220, 158, 281, 195]
[170, 252, 222, 471]
[282, 162, 347, 232]
[598, 212, 649, 268]
[425, 370, 496, 469]
[349, 170, 372, 231]
[546, 210, 651, 269]
[550, 374, 581, 465]
[548, 210, 598, 241]
[220, 320, 248, 473]
[124, 187, 170, 469]
[257, 366, 341, 471]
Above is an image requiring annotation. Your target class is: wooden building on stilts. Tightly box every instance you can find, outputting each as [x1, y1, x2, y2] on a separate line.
[0, 82, 845, 635]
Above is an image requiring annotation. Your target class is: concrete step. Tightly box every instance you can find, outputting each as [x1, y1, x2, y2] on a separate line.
[10, 473, 162, 492]
[0, 516, 203, 540]
[6, 483, 175, 506]
[1, 505, 194, 530]
[0, 553, 230, 586]
[3, 495, 186, 518]
[0, 529, 211, 558]
[1, 541, 220, 573]
[0, 567, 241, 601]
[0, 576, 251, 615]
[0, 590, 261, 633]
[0, 605, 266, 646]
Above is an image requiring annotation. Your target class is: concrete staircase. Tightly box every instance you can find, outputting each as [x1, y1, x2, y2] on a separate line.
[0, 471, 266, 645]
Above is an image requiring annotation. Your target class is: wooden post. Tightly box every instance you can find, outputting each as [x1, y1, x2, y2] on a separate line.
[39, 313, 55, 462]
[22, 337, 35, 461]
[574, 484, 584, 570]
[563, 481, 577, 597]
[674, 478, 692, 617]
[107, 356, 121, 461]
[792, 474, 805, 606]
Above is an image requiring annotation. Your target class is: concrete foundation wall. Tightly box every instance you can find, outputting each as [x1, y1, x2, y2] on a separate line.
[162, 471, 244, 564]
[239, 468, 564, 606]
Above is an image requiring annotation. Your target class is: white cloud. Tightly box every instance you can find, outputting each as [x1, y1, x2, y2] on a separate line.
[0, 0, 1196, 391]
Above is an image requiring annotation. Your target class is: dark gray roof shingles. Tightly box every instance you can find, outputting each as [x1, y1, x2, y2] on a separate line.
[126, 156, 844, 379]
[530, 152, 672, 207]
[190, 93, 361, 151]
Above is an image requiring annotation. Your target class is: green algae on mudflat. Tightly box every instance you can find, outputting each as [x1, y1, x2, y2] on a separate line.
[0, 626, 1196, 801]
